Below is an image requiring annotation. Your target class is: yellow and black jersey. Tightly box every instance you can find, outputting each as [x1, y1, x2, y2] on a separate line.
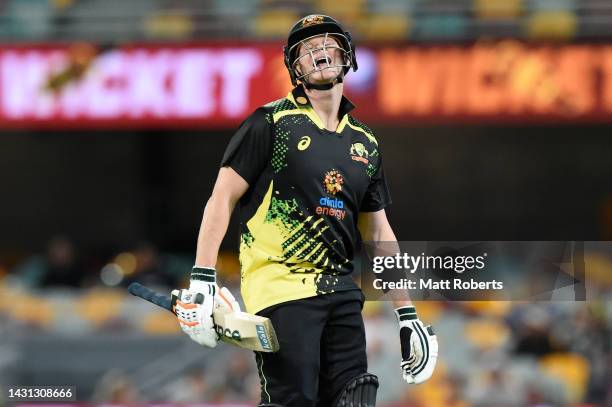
[221, 85, 391, 314]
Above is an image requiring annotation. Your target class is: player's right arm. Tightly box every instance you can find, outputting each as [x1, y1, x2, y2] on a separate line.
[173, 167, 248, 348]
[195, 167, 249, 268]
[175, 108, 271, 348]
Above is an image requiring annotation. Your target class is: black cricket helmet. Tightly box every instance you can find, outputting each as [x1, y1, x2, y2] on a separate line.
[283, 14, 358, 88]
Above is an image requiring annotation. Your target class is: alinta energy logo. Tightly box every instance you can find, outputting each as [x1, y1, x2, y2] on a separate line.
[350, 143, 369, 165]
[317, 169, 346, 220]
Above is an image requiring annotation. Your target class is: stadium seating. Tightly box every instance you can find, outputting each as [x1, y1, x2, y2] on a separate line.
[76, 289, 124, 327]
[0, 0, 610, 42]
[526, 10, 578, 39]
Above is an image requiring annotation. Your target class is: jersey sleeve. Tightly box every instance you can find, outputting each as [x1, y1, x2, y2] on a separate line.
[360, 154, 392, 212]
[220, 108, 273, 186]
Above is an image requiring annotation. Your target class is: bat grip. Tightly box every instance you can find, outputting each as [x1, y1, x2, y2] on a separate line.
[127, 282, 173, 312]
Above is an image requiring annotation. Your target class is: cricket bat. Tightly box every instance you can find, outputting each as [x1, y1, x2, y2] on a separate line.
[128, 282, 279, 352]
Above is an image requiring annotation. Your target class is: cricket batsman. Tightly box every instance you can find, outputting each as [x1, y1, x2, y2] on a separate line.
[171, 14, 438, 407]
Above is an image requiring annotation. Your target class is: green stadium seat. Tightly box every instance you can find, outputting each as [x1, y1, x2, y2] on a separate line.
[5, 0, 52, 39]
[529, 0, 577, 12]
[369, 0, 420, 14]
[214, 0, 257, 17]
[414, 14, 468, 40]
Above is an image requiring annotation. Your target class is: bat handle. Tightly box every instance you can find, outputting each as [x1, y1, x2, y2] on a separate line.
[127, 282, 173, 312]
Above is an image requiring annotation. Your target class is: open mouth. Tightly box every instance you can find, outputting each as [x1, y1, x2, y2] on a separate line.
[315, 56, 331, 68]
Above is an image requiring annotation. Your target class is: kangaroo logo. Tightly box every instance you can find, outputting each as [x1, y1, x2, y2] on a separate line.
[301, 15, 325, 27]
[350, 143, 369, 164]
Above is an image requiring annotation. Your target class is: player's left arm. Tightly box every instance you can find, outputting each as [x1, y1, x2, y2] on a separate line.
[357, 209, 408, 306]
[358, 209, 439, 385]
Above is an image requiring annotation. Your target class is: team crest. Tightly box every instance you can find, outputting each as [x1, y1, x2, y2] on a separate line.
[302, 15, 325, 27]
[350, 143, 369, 164]
[324, 169, 344, 195]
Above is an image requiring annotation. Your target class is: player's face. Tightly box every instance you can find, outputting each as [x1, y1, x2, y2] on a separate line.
[295, 35, 345, 85]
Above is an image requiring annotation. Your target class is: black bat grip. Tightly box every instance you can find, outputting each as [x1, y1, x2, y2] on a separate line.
[128, 282, 173, 312]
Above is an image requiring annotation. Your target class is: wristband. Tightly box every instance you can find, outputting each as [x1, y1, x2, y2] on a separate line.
[189, 266, 216, 293]
[190, 266, 216, 283]
[394, 306, 417, 323]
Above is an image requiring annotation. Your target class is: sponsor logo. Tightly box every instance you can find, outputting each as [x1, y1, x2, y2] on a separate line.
[298, 135, 311, 151]
[318, 170, 347, 220]
[350, 142, 369, 164]
[256, 324, 272, 350]
[319, 196, 344, 209]
[215, 324, 242, 341]
[316, 196, 346, 220]
[301, 15, 325, 27]
[323, 169, 344, 195]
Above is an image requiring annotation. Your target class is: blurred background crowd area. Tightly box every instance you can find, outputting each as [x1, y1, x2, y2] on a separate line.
[0, 239, 611, 406]
[0, 0, 611, 42]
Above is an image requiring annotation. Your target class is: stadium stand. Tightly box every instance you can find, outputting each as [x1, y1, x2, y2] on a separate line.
[0, 0, 612, 41]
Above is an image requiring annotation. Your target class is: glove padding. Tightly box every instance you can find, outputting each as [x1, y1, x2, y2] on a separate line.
[172, 288, 218, 348]
[215, 286, 241, 314]
[395, 306, 438, 384]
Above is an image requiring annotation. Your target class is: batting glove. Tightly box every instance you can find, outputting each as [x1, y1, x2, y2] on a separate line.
[172, 288, 217, 347]
[215, 286, 241, 314]
[395, 306, 439, 384]
[171, 266, 218, 348]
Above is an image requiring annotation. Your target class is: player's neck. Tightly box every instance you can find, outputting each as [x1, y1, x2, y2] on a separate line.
[305, 83, 343, 132]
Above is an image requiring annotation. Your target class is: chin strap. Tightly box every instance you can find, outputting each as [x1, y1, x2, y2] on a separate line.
[302, 75, 343, 91]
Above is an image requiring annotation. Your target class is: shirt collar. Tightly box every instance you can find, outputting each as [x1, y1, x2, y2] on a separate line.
[291, 85, 356, 119]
